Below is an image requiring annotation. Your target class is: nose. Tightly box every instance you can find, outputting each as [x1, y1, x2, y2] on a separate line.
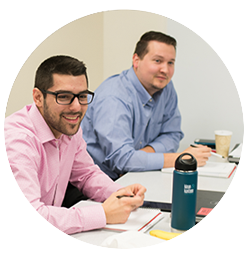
[69, 96, 83, 111]
[160, 62, 169, 74]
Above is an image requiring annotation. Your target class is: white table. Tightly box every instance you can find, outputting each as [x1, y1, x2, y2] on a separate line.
[116, 161, 234, 203]
[71, 157, 235, 246]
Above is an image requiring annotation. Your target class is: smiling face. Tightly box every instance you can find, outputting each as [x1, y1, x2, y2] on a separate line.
[133, 40, 176, 96]
[33, 73, 88, 139]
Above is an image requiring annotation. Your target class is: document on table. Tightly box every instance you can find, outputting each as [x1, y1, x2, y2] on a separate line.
[162, 161, 236, 178]
[72, 200, 164, 232]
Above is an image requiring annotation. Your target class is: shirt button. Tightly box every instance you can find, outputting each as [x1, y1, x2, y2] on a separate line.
[54, 140, 59, 150]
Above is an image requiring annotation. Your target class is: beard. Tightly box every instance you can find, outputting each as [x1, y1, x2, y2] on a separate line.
[43, 100, 83, 137]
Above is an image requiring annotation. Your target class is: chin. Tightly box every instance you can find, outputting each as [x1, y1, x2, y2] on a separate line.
[64, 125, 80, 136]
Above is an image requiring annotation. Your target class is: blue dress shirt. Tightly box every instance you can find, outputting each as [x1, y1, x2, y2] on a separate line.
[81, 67, 184, 180]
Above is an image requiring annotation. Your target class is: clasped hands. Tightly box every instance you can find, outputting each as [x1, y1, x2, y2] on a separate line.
[102, 184, 146, 224]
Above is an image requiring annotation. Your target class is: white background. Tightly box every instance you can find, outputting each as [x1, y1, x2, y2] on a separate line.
[1, 0, 249, 259]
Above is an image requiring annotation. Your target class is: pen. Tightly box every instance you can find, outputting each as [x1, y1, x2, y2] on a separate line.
[210, 151, 225, 159]
[190, 144, 225, 158]
[116, 195, 134, 199]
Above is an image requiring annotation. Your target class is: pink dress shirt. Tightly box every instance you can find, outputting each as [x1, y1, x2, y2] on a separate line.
[4, 103, 122, 235]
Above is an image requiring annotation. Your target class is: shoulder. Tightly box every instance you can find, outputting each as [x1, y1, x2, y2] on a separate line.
[5, 105, 35, 138]
[164, 80, 175, 92]
[161, 80, 178, 98]
[95, 69, 135, 99]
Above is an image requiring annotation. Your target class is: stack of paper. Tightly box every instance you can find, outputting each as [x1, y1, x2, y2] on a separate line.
[106, 208, 164, 232]
[162, 161, 236, 178]
[73, 200, 164, 232]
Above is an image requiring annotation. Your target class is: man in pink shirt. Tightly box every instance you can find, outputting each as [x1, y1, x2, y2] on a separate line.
[5, 55, 146, 235]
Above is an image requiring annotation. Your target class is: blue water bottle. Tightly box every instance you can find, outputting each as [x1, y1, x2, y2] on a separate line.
[171, 153, 198, 233]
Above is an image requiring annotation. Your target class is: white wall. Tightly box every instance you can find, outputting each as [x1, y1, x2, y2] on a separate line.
[166, 18, 243, 151]
[5, 12, 104, 117]
[103, 10, 167, 78]
[5, 10, 243, 150]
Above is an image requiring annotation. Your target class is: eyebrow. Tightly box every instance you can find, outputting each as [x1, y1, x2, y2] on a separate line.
[54, 89, 89, 94]
[153, 55, 175, 61]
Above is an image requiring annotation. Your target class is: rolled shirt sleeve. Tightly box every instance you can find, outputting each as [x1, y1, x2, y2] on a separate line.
[5, 104, 122, 234]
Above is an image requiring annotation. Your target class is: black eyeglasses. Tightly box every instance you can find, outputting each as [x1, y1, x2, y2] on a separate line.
[39, 89, 94, 105]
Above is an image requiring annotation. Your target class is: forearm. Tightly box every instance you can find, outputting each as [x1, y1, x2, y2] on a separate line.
[141, 146, 181, 168]
[74, 170, 123, 202]
[121, 150, 164, 172]
[162, 152, 181, 168]
[148, 132, 183, 154]
[37, 202, 107, 234]
[140, 145, 155, 153]
[70, 143, 123, 202]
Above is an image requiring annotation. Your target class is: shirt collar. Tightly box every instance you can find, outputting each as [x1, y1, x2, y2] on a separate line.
[127, 67, 165, 107]
[127, 67, 153, 106]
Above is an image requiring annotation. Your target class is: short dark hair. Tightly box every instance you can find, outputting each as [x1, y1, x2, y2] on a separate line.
[134, 31, 177, 59]
[34, 55, 88, 95]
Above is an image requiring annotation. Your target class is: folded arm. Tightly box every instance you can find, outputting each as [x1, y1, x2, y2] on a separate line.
[90, 96, 183, 174]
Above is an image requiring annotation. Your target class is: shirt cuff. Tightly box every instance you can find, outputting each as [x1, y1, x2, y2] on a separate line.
[78, 204, 107, 232]
[145, 153, 164, 170]
[150, 141, 167, 153]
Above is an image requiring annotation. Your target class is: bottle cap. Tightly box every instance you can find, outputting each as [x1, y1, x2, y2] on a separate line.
[175, 153, 197, 171]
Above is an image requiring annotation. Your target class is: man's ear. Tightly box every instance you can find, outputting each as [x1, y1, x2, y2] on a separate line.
[132, 53, 140, 69]
[33, 88, 44, 108]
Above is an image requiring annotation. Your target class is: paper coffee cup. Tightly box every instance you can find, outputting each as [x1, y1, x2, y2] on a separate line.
[214, 130, 232, 157]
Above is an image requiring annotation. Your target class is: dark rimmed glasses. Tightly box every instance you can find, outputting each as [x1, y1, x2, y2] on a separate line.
[39, 89, 95, 105]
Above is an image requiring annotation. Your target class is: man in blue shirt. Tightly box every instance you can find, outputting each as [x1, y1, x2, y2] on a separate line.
[81, 31, 211, 180]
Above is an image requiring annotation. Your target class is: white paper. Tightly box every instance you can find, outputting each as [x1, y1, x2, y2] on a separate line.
[162, 161, 236, 178]
[101, 231, 164, 248]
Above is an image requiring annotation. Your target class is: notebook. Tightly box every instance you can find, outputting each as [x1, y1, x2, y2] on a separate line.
[161, 161, 236, 178]
[141, 189, 225, 223]
[195, 190, 225, 222]
[72, 200, 164, 232]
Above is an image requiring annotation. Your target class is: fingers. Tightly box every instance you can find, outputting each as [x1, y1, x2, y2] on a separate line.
[118, 184, 147, 198]
[134, 184, 147, 197]
[117, 194, 144, 209]
[192, 144, 212, 153]
[102, 188, 145, 224]
[185, 145, 211, 167]
[103, 184, 146, 224]
[116, 185, 146, 208]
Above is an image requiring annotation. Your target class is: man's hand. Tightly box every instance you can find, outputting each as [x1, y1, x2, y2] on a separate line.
[163, 145, 211, 168]
[102, 184, 146, 224]
[183, 145, 211, 167]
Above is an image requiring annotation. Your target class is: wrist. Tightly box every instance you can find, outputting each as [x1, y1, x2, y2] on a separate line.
[163, 153, 181, 168]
